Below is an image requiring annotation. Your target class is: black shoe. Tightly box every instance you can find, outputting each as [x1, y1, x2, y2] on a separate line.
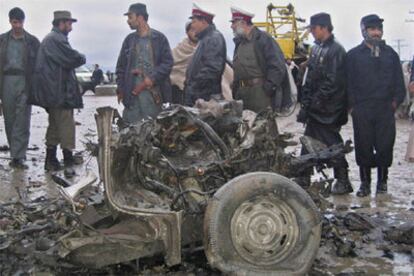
[332, 167, 353, 195]
[62, 149, 75, 167]
[356, 167, 371, 197]
[9, 159, 28, 170]
[376, 167, 388, 194]
[62, 149, 83, 167]
[45, 146, 62, 171]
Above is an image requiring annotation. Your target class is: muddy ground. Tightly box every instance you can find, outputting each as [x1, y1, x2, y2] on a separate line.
[0, 93, 413, 275]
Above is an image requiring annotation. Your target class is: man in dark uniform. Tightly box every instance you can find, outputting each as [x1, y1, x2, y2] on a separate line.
[184, 3, 226, 106]
[410, 57, 414, 93]
[116, 3, 173, 124]
[296, 13, 351, 193]
[91, 64, 104, 92]
[0, 8, 40, 169]
[230, 6, 292, 113]
[347, 14, 405, 197]
[31, 11, 86, 171]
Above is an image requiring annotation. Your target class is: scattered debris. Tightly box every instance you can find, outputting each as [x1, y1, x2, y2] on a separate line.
[384, 222, 414, 245]
[343, 212, 375, 232]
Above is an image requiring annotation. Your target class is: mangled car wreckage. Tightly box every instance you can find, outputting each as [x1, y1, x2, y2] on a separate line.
[75, 99, 351, 274]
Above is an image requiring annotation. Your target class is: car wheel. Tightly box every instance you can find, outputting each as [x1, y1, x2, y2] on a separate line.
[203, 172, 321, 275]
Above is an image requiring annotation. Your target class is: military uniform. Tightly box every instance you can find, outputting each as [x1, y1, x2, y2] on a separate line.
[346, 14, 406, 196]
[231, 7, 292, 113]
[233, 29, 269, 112]
[184, 4, 226, 106]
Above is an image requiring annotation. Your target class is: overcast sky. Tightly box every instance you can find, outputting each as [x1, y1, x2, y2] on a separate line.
[1, 0, 413, 71]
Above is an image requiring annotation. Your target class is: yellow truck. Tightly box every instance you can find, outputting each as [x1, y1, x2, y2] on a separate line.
[254, 3, 309, 62]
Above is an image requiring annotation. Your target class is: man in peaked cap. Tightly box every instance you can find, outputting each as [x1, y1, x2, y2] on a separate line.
[0, 8, 40, 169]
[184, 3, 227, 105]
[296, 12, 351, 193]
[346, 14, 405, 197]
[116, 3, 173, 125]
[31, 10, 86, 171]
[230, 6, 292, 113]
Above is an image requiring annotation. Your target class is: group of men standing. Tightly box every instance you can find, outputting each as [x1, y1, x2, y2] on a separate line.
[0, 3, 407, 198]
[297, 13, 405, 197]
[115, 3, 406, 198]
[1, 8, 85, 171]
[115, 2, 293, 125]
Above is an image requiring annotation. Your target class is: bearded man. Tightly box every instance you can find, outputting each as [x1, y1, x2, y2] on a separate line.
[346, 14, 405, 197]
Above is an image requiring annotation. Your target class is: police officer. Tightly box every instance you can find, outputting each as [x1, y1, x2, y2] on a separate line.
[296, 13, 351, 193]
[184, 3, 226, 105]
[346, 14, 405, 197]
[231, 6, 291, 113]
[0, 8, 39, 169]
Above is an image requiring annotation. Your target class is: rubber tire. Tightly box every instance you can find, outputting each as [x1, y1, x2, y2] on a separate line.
[203, 172, 321, 275]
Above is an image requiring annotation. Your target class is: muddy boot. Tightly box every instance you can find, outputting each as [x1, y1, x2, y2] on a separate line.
[45, 146, 62, 171]
[294, 174, 311, 189]
[9, 159, 29, 170]
[62, 149, 75, 167]
[62, 149, 77, 178]
[332, 167, 353, 195]
[376, 167, 388, 194]
[356, 167, 371, 197]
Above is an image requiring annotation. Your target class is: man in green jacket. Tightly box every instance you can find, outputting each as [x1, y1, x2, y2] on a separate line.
[231, 6, 292, 113]
[0, 8, 39, 169]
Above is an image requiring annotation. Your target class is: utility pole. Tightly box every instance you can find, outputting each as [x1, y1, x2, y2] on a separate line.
[406, 9, 414, 22]
[405, 10, 414, 58]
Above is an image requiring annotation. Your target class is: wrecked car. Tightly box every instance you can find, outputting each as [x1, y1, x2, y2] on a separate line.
[70, 99, 351, 274]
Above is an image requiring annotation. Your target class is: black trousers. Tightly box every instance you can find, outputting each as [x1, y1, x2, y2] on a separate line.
[301, 120, 348, 169]
[171, 85, 184, 105]
[351, 101, 395, 168]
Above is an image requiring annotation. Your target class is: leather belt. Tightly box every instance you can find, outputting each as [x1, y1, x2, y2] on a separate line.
[3, 69, 25, 76]
[239, 78, 264, 88]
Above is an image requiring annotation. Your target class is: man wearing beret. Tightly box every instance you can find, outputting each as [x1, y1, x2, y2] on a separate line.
[230, 6, 292, 113]
[184, 3, 227, 105]
[31, 11, 86, 171]
[116, 3, 173, 124]
[296, 13, 351, 192]
[346, 14, 405, 197]
[0, 8, 39, 169]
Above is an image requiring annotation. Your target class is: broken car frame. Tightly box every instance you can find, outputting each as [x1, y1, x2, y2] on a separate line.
[90, 100, 351, 274]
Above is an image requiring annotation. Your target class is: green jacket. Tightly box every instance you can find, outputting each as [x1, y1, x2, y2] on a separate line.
[0, 30, 40, 98]
[233, 27, 292, 112]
